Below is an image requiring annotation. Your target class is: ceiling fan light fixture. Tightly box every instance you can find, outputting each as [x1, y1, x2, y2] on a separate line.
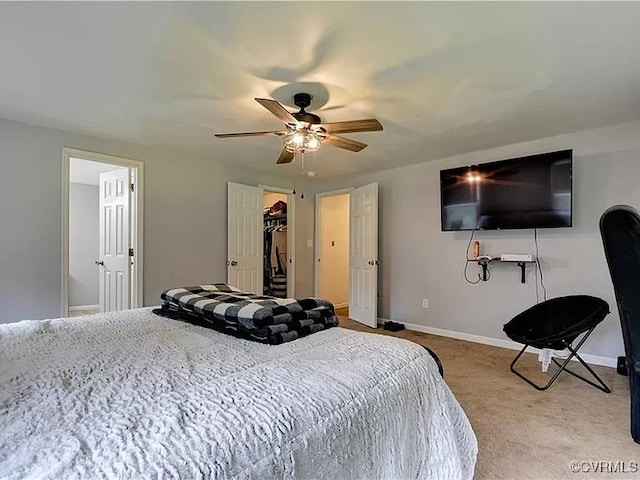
[292, 133, 304, 146]
[284, 130, 321, 153]
[306, 135, 320, 150]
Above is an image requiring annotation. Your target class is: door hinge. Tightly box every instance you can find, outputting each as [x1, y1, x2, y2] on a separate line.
[129, 248, 134, 257]
[130, 183, 135, 192]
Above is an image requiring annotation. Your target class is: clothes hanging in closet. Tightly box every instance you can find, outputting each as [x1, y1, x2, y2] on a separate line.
[263, 228, 273, 294]
[263, 201, 287, 297]
[272, 230, 287, 276]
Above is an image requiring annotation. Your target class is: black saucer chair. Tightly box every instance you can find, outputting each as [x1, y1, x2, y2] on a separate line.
[503, 295, 611, 393]
[600, 205, 640, 443]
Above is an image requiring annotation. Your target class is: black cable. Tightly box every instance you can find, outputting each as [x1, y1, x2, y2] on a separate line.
[534, 228, 567, 356]
[534, 255, 540, 304]
[534, 228, 547, 301]
[464, 229, 481, 284]
[465, 228, 476, 261]
[533, 230, 540, 303]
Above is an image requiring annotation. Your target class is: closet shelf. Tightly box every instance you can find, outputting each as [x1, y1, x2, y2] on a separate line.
[265, 214, 287, 220]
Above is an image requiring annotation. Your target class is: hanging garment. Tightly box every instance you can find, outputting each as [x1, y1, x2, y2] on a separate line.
[274, 246, 286, 276]
[263, 228, 273, 294]
[271, 230, 287, 275]
[269, 200, 287, 216]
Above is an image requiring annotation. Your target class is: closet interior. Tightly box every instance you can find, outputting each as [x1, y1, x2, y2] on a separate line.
[263, 192, 288, 297]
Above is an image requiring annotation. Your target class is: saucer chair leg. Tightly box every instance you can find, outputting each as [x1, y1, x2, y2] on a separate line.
[509, 326, 611, 393]
[510, 344, 572, 391]
[552, 340, 611, 393]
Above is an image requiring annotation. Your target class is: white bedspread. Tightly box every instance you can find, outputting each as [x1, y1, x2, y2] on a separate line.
[0, 308, 477, 480]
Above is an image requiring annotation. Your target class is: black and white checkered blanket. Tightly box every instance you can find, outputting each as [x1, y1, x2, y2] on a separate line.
[153, 284, 339, 345]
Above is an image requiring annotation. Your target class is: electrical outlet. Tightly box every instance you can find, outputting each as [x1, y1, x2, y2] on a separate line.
[422, 298, 429, 309]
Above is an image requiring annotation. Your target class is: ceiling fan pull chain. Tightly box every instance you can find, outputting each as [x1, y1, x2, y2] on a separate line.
[300, 151, 305, 198]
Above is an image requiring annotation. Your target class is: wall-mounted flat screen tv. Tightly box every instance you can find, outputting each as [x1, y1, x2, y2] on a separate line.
[440, 149, 573, 231]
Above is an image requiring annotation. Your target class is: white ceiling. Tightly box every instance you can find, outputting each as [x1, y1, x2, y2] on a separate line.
[70, 157, 124, 186]
[1, 2, 640, 180]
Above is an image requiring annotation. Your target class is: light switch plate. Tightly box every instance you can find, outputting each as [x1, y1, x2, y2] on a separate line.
[307, 239, 313, 248]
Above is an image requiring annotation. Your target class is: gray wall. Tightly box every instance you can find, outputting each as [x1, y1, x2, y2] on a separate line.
[5, 112, 636, 361]
[69, 182, 99, 307]
[306, 121, 640, 360]
[0, 117, 295, 324]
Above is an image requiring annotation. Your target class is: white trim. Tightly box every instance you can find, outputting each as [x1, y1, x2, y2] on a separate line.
[68, 305, 99, 312]
[377, 318, 617, 368]
[129, 167, 139, 308]
[333, 302, 349, 309]
[314, 187, 354, 297]
[259, 184, 296, 298]
[62, 147, 145, 317]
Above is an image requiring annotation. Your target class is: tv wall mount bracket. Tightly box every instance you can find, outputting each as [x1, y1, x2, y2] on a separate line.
[473, 255, 536, 284]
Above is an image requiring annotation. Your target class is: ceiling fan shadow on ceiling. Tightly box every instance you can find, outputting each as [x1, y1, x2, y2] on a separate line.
[213, 93, 383, 165]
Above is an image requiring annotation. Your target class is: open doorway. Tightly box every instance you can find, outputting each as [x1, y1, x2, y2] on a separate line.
[315, 190, 351, 317]
[226, 183, 296, 298]
[315, 183, 379, 327]
[261, 185, 296, 298]
[263, 191, 289, 297]
[62, 148, 144, 317]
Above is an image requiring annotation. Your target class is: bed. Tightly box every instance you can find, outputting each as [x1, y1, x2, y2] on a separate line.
[0, 307, 477, 479]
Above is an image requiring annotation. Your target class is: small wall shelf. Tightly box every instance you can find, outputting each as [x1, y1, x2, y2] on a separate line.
[470, 256, 536, 284]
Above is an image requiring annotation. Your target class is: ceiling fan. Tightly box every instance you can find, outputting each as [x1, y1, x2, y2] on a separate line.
[214, 93, 383, 164]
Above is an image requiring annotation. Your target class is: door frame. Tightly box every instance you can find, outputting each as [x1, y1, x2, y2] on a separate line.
[259, 184, 296, 298]
[314, 187, 353, 300]
[61, 147, 144, 317]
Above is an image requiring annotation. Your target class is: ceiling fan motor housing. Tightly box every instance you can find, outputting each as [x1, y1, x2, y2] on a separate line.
[292, 93, 321, 124]
[293, 93, 312, 109]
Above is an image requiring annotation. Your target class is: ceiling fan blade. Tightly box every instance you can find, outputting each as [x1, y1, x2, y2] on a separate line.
[276, 147, 295, 165]
[320, 118, 383, 134]
[255, 98, 297, 124]
[214, 130, 286, 138]
[324, 134, 368, 152]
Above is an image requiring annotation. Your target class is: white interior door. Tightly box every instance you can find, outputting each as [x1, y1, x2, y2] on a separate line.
[98, 168, 130, 313]
[227, 182, 263, 293]
[349, 182, 379, 327]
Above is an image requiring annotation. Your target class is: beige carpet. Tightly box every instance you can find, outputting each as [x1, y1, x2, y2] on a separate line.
[339, 317, 637, 479]
[69, 307, 99, 318]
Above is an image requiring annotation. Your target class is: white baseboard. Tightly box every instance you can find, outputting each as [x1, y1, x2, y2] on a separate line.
[377, 318, 617, 369]
[333, 302, 349, 309]
[69, 304, 99, 312]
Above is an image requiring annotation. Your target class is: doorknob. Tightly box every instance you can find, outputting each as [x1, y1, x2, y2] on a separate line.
[95, 260, 104, 266]
[368, 260, 374, 265]
[227, 260, 238, 266]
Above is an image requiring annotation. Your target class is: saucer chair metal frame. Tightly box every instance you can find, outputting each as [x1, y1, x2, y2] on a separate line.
[504, 295, 611, 393]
